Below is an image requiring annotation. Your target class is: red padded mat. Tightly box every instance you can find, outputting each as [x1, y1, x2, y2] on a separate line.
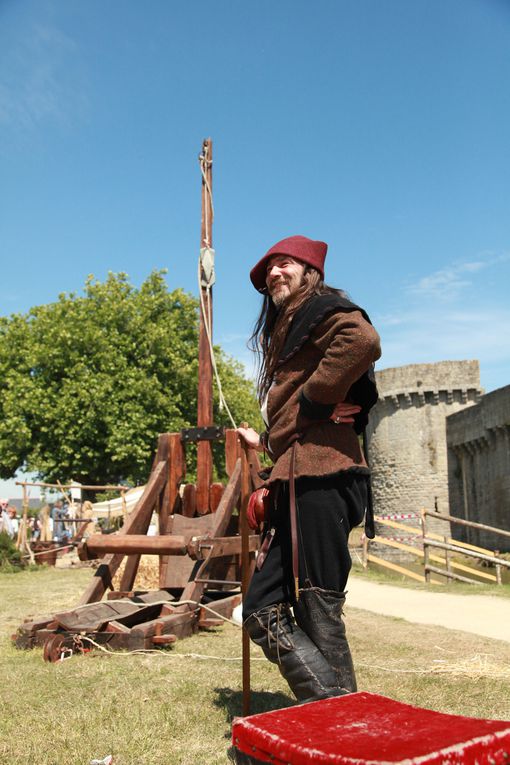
[232, 692, 510, 764]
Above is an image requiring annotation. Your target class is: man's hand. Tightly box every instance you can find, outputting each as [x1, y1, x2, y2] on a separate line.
[237, 426, 263, 451]
[330, 402, 362, 424]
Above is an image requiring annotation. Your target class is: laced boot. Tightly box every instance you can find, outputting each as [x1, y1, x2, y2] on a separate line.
[243, 603, 347, 703]
[294, 587, 357, 693]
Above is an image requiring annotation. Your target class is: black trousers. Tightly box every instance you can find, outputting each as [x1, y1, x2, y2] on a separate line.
[243, 472, 368, 619]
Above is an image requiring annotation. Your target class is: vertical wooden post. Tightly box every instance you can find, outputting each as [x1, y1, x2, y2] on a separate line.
[196, 138, 214, 514]
[240, 430, 252, 717]
[225, 429, 241, 477]
[421, 509, 430, 583]
[159, 433, 185, 587]
[444, 535, 451, 578]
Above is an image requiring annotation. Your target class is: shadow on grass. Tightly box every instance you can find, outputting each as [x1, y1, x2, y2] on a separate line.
[214, 686, 295, 724]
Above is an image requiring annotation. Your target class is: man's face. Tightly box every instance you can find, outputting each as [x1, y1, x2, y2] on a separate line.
[265, 255, 305, 307]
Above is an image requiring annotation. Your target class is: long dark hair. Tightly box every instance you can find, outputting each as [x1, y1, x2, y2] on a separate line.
[249, 267, 348, 402]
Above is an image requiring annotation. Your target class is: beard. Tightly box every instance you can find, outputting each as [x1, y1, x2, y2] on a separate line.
[268, 280, 292, 307]
[271, 290, 289, 308]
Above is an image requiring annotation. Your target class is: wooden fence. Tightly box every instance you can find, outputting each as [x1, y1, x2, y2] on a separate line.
[422, 510, 510, 585]
[361, 510, 510, 586]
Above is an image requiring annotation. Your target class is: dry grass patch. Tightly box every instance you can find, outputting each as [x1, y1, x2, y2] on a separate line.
[1, 567, 509, 764]
[348, 607, 510, 720]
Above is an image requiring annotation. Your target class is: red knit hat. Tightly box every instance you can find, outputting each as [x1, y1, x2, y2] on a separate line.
[250, 235, 328, 292]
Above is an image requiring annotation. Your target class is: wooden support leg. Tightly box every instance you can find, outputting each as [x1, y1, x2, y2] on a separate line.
[178, 459, 241, 604]
[159, 433, 185, 587]
[78, 460, 167, 605]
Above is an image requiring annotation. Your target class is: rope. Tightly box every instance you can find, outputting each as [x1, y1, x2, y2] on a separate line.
[199, 147, 214, 246]
[197, 147, 237, 429]
[67, 599, 263, 661]
[78, 634, 266, 661]
[22, 543, 78, 559]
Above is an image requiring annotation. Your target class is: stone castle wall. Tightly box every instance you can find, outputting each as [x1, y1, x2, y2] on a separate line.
[367, 361, 483, 551]
[446, 384, 510, 552]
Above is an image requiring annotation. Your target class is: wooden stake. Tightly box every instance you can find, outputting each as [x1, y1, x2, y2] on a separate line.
[240, 429, 252, 717]
[196, 138, 214, 514]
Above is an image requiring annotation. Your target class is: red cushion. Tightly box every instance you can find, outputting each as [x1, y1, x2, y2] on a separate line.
[232, 692, 510, 764]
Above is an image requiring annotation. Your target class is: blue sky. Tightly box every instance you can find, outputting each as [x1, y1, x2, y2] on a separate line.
[1, 0, 509, 496]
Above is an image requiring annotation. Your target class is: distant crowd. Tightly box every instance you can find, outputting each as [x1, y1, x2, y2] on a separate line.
[0, 497, 96, 544]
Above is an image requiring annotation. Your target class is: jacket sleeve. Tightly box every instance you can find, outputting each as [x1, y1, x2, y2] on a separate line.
[300, 309, 381, 417]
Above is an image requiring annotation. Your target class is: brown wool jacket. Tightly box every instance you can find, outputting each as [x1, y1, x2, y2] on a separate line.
[262, 301, 381, 485]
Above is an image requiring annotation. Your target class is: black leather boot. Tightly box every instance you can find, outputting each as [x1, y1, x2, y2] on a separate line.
[294, 587, 357, 693]
[243, 604, 348, 702]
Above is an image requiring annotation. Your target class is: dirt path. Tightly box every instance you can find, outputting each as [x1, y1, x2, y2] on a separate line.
[346, 575, 510, 643]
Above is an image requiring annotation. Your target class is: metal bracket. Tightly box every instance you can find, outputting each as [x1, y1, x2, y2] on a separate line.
[181, 426, 224, 443]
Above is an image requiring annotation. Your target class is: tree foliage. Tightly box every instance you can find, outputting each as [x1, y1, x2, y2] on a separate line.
[0, 272, 261, 486]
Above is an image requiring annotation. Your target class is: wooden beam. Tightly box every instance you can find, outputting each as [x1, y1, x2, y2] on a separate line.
[209, 459, 241, 537]
[79, 534, 189, 558]
[77, 460, 167, 605]
[246, 447, 263, 490]
[367, 553, 432, 583]
[240, 442, 252, 716]
[423, 509, 510, 540]
[423, 538, 510, 568]
[181, 483, 196, 518]
[189, 534, 259, 560]
[196, 138, 214, 515]
[121, 434, 171, 592]
[225, 428, 241, 477]
[159, 433, 185, 587]
[178, 459, 241, 603]
[210, 482, 224, 513]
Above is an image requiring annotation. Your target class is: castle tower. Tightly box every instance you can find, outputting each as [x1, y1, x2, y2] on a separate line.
[367, 361, 483, 535]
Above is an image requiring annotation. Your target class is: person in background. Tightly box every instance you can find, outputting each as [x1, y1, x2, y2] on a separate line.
[0, 499, 13, 536]
[7, 506, 19, 538]
[237, 235, 380, 703]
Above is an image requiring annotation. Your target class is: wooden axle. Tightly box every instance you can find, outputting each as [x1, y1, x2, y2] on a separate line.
[78, 532, 258, 561]
[78, 534, 189, 560]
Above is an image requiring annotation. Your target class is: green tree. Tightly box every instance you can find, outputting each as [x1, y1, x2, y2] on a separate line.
[0, 271, 261, 486]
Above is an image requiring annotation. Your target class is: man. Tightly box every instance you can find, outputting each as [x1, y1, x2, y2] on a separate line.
[7, 506, 19, 538]
[0, 499, 13, 536]
[237, 234, 381, 704]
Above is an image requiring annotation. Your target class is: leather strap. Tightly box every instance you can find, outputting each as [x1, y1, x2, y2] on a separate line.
[256, 526, 275, 571]
[289, 441, 299, 601]
[362, 429, 375, 539]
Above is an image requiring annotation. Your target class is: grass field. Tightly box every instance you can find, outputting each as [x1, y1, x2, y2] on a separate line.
[1, 566, 510, 764]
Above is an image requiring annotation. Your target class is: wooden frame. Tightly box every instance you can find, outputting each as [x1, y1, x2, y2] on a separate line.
[14, 429, 261, 653]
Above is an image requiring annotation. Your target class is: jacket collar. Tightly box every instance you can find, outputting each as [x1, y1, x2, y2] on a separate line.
[278, 293, 370, 365]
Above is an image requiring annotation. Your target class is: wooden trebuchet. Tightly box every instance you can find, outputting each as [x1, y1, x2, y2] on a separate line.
[13, 430, 261, 658]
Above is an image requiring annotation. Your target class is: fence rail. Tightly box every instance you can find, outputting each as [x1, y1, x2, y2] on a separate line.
[361, 510, 509, 586]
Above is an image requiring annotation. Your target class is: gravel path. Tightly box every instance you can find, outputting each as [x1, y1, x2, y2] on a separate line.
[346, 575, 510, 643]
